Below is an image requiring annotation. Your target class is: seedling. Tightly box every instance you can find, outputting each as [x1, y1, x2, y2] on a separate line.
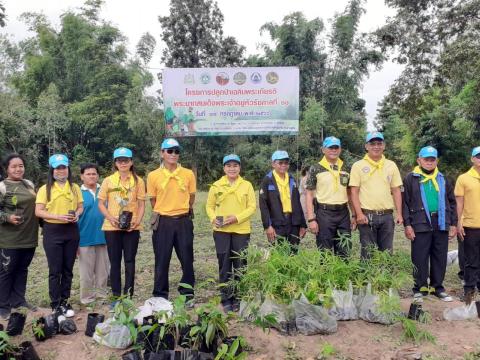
[398, 316, 436, 344]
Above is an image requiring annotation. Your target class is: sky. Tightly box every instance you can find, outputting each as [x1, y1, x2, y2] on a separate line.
[1, 0, 404, 128]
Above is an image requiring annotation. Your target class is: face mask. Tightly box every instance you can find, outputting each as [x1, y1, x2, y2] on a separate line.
[54, 175, 68, 183]
[420, 167, 434, 175]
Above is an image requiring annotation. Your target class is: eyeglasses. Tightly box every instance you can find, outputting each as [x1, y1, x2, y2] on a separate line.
[115, 158, 132, 164]
[165, 148, 180, 155]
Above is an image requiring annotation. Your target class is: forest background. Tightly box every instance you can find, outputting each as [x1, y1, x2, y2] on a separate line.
[1, 0, 479, 187]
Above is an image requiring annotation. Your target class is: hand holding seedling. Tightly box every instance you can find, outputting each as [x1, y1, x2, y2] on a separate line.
[223, 215, 237, 226]
[7, 214, 22, 225]
[107, 214, 120, 228]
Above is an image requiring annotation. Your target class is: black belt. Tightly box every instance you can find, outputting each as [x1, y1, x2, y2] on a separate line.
[159, 213, 189, 219]
[318, 203, 348, 211]
[362, 208, 393, 215]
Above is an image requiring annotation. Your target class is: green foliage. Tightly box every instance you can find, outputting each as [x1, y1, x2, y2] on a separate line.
[399, 316, 436, 344]
[0, 330, 15, 357]
[111, 295, 139, 341]
[215, 336, 248, 360]
[234, 242, 413, 305]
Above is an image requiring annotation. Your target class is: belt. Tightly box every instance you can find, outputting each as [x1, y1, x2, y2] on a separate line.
[362, 208, 393, 215]
[318, 203, 348, 211]
[159, 213, 189, 219]
[283, 212, 292, 218]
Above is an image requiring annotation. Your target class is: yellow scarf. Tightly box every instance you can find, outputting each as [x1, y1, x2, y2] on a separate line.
[363, 154, 385, 176]
[48, 181, 75, 209]
[110, 171, 135, 197]
[413, 166, 439, 191]
[273, 170, 292, 213]
[467, 167, 480, 180]
[215, 175, 245, 205]
[319, 156, 343, 191]
[160, 165, 186, 192]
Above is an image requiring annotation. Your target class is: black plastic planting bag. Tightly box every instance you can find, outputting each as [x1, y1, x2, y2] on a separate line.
[258, 297, 296, 334]
[6, 311, 26, 336]
[328, 282, 359, 321]
[292, 295, 337, 335]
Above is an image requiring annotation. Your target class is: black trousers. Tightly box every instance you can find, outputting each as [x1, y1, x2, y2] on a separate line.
[152, 216, 194, 299]
[463, 227, 480, 293]
[273, 214, 300, 253]
[43, 223, 79, 309]
[358, 213, 394, 259]
[458, 238, 465, 280]
[411, 229, 448, 294]
[316, 206, 351, 257]
[0, 248, 35, 311]
[213, 231, 249, 305]
[105, 230, 139, 297]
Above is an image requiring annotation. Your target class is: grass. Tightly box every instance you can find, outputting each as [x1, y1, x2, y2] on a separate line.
[25, 191, 464, 308]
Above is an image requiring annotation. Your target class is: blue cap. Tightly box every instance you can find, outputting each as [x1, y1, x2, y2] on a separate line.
[418, 146, 438, 158]
[161, 138, 181, 150]
[113, 147, 133, 159]
[223, 154, 241, 165]
[271, 150, 289, 161]
[323, 136, 341, 148]
[472, 146, 480, 157]
[49, 154, 69, 168]
[366, 131, 384, 143]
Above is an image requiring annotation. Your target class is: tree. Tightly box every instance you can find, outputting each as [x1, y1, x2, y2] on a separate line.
[0, 1, 6, 27]
[136, 32, 156, 65]
[159, 0, 245, 68]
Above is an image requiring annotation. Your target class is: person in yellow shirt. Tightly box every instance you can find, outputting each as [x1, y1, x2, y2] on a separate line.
[35, 154, 83, 317]
[259, 150, 306, 253]
[305, 137, 354, 256]
[206, 154, 256, 313]
[147, 138, 196, 302]
[98, 147, 146, 302]
[349, 132, 403, 258]
[455, 146, 480, 303]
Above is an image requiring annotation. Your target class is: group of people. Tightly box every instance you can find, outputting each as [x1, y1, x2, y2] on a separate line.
[0, 132, 479, 320]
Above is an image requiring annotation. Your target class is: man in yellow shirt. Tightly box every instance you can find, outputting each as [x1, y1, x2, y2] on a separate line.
[455, 146, 480, 302]
[349, 132, 403, 258]
[305, 137, 353, 256]
[259, 150, 306, 253]
[147, 138, 196, 301]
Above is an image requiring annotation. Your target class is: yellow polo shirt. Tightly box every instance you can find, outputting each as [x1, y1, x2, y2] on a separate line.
[98, 175, 146, 231]
[305, 162, 349, 205]
[36, 182, 83, 224]
[455, 171, 480, 228]
[206, 176, 256, 234]
[147, 165, 196, 216]
[349, 158, 402, 210]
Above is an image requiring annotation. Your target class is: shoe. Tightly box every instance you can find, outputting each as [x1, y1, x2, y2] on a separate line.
[222, 302, 233, 314]
[413, 292, 424, 304]
[19, 302, 38, 312]
[434, 292, 453, 302]
[0, 308, 10, 320]
[57, 302, 75, 318]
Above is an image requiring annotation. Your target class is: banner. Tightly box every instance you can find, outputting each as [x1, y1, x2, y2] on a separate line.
[162, 67, 299, 136]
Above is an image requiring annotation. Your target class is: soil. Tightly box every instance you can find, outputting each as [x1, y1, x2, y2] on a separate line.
[1, 296, 478, 360]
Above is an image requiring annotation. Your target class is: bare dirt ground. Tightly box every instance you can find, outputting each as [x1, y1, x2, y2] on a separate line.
[2, 295, 479, 360]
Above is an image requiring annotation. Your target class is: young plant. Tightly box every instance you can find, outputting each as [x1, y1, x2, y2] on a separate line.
[31, 318, 46, 341]
[215, 336, 248, 360]
[399, 316, 436, 344]
[191, 297, 231, 349]
[0, 330, 17, 358]
[319, 342, 336, 358]
[111, 295, 139, 341]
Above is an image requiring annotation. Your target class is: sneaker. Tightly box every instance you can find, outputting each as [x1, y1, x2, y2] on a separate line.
[434, 292, 453, 302]
[0, 308, 10, 320]
[185, 298, 195, 310]
[413, 292, 424, 303]
[57, 302, 75, 318]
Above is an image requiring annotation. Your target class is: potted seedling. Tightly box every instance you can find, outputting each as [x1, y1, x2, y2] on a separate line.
[10, 188, 24, 224]
[85, 313, 105, 337]
[215, 336, 247, 360]
[6, 306, 28, 336]
[108, 186, 133, 230]
[31, 318, 47, 342]
[0, 330, 19, 359]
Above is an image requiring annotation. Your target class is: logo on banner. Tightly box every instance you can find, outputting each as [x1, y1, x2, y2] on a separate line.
[266, 72, 279, 84]
[184, 74, 195, 84]
[216, 72, 229, 86]
[250, 72, 262, 84]
[233, 72, 246, 85]
[200, 73, 211, 84]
